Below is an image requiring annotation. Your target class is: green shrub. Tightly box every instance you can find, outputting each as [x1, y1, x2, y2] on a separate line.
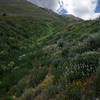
[22, 88, 36, 100]
[41, 83, 58, 99]
[0, 96, 13, 100]
[65, 84, 82, 100]
[8, 86, 16, 95]
[57, 39, 64, 48]
[92, 66, 100, 97]
[61, 47, 69, 57]
[88, 33, 100, 50]
[72, 43, 90, 54]
[74, 52, 100, 67]
[29, 68, 48, 88]
[78, 33, 88, 41]
[16, 79, 27, 97]
[46, 84, 58, 97]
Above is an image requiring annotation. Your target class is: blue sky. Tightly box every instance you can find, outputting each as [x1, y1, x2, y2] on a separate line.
[96, 0, 100, 13]
[59, 9, 67, 14]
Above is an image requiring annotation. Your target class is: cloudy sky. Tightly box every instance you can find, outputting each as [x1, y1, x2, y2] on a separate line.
[28, 0, 100, 20]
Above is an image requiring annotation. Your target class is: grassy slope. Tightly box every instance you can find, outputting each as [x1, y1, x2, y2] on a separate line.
[0, 0, 100, 100]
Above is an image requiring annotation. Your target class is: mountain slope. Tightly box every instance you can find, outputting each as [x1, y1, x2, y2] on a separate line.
[0, 0, 81, 21]
[0, 0, 100, 100]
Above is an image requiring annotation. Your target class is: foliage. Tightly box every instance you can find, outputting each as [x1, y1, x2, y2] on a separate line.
[29, 68, 48, 88]
[0, 1, 100, 99]
[22, 88, 37, 100]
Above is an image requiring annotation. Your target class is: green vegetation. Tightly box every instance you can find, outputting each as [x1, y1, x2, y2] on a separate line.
[0, 0, 100, 100]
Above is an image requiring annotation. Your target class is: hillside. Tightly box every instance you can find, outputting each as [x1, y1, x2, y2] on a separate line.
[0, 0, 100, 100]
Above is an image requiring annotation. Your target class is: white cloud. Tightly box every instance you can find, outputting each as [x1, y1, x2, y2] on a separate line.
[92, 13, 100, 19]
[60, 0, 100, 20]
[27, 0, 100, 20]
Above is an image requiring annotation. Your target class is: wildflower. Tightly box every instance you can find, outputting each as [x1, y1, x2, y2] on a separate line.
[85, 76, 94, 86]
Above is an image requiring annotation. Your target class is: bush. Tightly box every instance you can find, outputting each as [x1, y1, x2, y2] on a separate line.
[22, 88, 36, 100]
[61, 48, 69, 57]
[92, 66, 100, 97]
[65, 63, 90, 82]
[57, 39, 64, 48]
[16, 79, 27, 97]
[61, 84, 82, 100]
[29, 68, 48, 88]
[66, 85, 82, 100]
[42, 83, 58, 99]
[38, 82, 58, 100]
[71, 43, 90, 54]
[0, 96, 13, 100]
[88, 33, 100, 50]
[74, 52, 100, 67]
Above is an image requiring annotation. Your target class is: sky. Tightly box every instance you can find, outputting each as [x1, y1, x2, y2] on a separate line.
[27, 0, 100, 20]
[96, 0, 100, 13]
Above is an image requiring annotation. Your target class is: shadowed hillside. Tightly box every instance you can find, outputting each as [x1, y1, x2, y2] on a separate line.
[0, 0, 100, 100]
